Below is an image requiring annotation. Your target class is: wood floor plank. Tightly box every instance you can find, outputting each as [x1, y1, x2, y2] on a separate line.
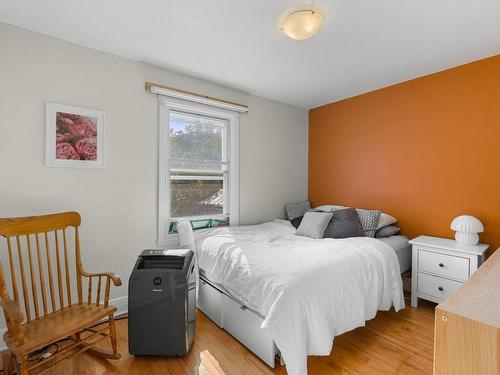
[1, 299, 435, 374]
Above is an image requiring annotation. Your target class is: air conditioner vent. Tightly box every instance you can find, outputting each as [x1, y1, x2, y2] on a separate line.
[138, 256, 185, 270]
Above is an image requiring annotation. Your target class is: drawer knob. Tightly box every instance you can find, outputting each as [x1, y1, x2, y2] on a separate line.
[439, 263, 444, 268]
[438, 286, 444, 291]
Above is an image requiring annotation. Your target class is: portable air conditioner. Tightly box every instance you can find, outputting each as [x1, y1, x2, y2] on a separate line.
[128, 249, 196, 356]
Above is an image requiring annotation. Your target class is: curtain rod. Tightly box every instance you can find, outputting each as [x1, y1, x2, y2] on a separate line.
[145, 82, 248, 113]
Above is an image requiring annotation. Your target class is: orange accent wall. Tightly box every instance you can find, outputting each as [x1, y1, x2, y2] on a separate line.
[309, 55, 500, 254]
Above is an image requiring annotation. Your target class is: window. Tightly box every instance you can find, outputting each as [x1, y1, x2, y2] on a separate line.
[158, 96, 240, 245]
[169, 111, 226, 219]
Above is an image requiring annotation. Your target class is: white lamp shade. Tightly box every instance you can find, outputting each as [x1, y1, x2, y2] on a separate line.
[450, 215, 484, 233]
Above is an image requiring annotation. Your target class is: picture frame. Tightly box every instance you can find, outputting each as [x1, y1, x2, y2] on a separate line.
[45, 102, 104, 168]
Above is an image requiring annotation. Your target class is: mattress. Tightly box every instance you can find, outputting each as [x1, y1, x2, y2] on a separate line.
[378, 235, 411, 273]
[200, 235, 411, 283]
[199, 234, 411, 305]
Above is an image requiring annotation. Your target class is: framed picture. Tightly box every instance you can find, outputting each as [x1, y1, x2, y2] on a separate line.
[45, 103, 104, 168]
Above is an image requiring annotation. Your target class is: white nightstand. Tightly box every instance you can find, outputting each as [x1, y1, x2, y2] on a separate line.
[409, 235, 489, 308]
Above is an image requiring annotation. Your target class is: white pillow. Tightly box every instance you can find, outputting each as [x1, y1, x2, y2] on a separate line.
[296, 212, 333, 239]
[314, 205, 347, 212]
[177, 219, 195, 250]
[377, 213, 397, 229]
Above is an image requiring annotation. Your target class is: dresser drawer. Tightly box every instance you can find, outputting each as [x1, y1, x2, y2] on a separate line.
[418, 248, 469, 281]
[417, 272, 462, 300]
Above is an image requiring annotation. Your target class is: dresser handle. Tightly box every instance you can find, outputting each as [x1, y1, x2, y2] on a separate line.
[438, 286, 443, 291]
[439, 263, 444, 268]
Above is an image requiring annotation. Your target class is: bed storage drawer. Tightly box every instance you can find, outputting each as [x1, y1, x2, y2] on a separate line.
[197, 279, 223, 328]
[222, 295, 276, 367]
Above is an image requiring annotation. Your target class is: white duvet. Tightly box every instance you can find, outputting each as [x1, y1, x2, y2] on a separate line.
[195, 220, 405, 375]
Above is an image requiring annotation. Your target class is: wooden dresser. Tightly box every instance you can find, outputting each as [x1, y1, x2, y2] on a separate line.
[434, 247, 500, 375]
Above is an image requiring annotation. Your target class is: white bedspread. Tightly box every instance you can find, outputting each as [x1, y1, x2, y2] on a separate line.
[195, 220, 405, 375]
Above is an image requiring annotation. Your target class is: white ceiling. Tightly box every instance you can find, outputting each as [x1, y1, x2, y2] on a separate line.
[1, 0, 499, 109]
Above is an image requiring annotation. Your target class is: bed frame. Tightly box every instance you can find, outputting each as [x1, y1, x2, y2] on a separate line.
[197, 264, 410, 369]
[181, 221, 409, 369]
[197, 275, 282, 367]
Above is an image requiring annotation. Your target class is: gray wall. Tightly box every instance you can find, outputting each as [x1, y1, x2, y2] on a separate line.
[0, 23, 308, 303]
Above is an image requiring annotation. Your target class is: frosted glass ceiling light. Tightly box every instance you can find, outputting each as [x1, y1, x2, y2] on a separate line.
[280, 7, 324, 40]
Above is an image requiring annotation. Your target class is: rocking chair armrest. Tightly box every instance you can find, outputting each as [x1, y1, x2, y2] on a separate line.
[0, 295, 24, 325]
[81, 271, 122, 286]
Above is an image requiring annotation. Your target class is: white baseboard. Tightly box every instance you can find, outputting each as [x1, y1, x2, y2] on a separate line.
[111, 295, 128, 317]
[0, 295, 129, 351]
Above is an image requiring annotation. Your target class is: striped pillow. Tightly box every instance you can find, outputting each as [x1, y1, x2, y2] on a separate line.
[355, 209, 381, 237]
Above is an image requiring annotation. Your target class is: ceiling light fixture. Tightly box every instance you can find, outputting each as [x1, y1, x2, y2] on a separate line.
[280, 6, 324, 41]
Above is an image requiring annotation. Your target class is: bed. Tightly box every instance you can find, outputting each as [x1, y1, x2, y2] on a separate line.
[185, 219, 407, 375]
[378, 234, 412, 273]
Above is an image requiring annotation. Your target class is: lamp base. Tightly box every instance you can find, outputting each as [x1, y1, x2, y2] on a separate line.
[455, 232, 479, 246]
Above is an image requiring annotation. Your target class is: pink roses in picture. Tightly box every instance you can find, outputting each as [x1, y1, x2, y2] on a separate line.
[56, 112, 98, 160]
[46, 103, 104, 168]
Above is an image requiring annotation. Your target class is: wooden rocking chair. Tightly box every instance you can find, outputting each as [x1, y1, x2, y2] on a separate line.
[0, 212, 122, 374]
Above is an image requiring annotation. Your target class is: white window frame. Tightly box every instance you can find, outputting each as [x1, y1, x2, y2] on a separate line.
[157, 96, 240, 246]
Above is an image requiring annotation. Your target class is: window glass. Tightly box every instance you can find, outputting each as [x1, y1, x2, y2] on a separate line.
[168, 111, 226, 219]
[170, 179, 223, 218]
[169, 112, 224, 172]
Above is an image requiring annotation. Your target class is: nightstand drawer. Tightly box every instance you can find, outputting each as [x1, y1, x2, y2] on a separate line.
[417, 272, 462, 300]
[418, 248, 469, 281]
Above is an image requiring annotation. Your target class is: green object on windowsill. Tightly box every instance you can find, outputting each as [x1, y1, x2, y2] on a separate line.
[168, 216, 229, 234]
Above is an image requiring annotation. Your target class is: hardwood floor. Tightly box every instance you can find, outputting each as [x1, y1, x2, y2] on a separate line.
[4, 297, 436, 374]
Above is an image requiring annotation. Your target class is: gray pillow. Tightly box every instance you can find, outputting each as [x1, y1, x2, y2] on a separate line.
[375, 225, 401, 238]
[285, 201, 311, 220]
[323, 208, 364, 239]
[355, 209, 381, 237]
[296, 212, 333, 239]
[290, 215, 303, 229]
